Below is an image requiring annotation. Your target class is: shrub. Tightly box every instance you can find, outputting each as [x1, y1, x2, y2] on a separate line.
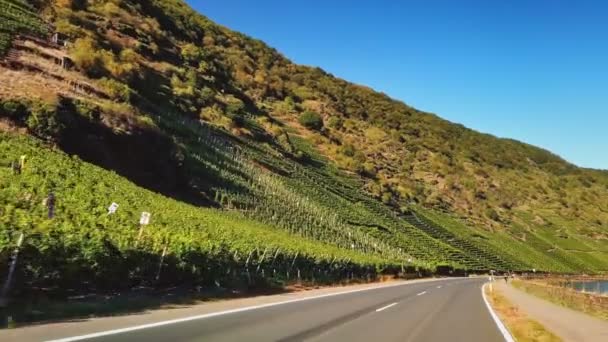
[74, 100, 100, 120]
[1, 100, 28, 121]
[199, 105, 224, 122]
[299, 111, 323, 130]
[181, 43, 204, 64]
[327, 116, 343, 130]
[361, 162, 377, 177]
[105, 49, 140, 80]
[225, 96, 245, 115]
[486, 208, 501, 222]
[70, 37, 105, 77]
[365, 126, 387, 143]
[100, 78, 131, 102]
[171, 72, 196, 98]
[26, 102, 63, 141]
[381, 192, 393, 204]
[200, 87, 215, 105]
[340, 143, 356, 157]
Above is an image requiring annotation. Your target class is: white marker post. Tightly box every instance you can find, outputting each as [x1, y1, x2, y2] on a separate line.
[108, 202, 119, 215]
[0, 233, 24, 307]
[136, 212, 151, 246]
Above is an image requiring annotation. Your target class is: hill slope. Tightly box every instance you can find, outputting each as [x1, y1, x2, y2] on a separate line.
[1, 0, 608, 302]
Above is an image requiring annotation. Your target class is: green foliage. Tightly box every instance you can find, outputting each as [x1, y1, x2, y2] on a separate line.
[341, 143, 356, 157]
[0, 0, 49, 56]
[69, 37, 107, 77]
[181, 43, 204, 63]
[25, 102, 64, 140]
[299, 111, 323, 130]
[0, 132, 405, 297]
[327, 116, 343, 130]
[0, 99, 28, 120]
[99, 78, 131, 102]
[0, 98, 70, 141]
[381, 192, 392, 204]
[361, 162, 376, 177]
[224, 95, 245, 115]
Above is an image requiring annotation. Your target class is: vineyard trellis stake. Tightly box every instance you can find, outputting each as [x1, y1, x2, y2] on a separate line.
[155, 246, 168, 281]
[0, 233, 24, 307]
[19, 155, 26, 170]
[46, 193, 55, 219]
[256, 247, 269, 273]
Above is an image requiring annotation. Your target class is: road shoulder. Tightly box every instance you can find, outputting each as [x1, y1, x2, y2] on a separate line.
[496, 281, 608, 342]
[485, 282, 561, 342]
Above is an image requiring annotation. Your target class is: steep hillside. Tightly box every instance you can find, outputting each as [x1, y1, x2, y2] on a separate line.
[1, 0, 608, 305]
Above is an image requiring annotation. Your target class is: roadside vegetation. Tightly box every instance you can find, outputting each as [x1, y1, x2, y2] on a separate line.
[512, 279, 608, 321]
[485, 285, 562, 342]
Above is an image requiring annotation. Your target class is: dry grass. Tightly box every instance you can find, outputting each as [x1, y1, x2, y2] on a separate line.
[0, 67, 61, 102]
[485, 285, 562, 342]
[512, 279, 608, 321]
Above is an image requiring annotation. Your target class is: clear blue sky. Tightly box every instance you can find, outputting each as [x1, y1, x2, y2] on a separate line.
[188, 0, 608, 170]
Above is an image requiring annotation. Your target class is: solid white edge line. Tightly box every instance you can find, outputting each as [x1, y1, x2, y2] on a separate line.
[47, 278, 453, 342]
[481, 283, 515, 342]
[375, 302, 398, 312]
[416, 291, 427, 296]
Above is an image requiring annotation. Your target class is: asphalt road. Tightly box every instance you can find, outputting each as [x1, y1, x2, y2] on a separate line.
[53, 278, 506, 342]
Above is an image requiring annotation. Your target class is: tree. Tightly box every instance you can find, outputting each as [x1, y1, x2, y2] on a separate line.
[299, 111, 323, 130]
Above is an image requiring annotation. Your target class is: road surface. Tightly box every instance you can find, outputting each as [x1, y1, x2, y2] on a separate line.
[49, 277, 506, 342]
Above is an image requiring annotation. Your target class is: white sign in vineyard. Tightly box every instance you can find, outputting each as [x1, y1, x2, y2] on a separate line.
[139, 212, 151, 225]
[108, 202, 119, 214]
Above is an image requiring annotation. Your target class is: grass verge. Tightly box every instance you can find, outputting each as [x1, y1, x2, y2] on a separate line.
[511, 279, 608, 321]
[485, 284, 562, 342]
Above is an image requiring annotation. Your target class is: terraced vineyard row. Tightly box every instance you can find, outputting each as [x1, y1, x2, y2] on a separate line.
[419, 208, 608, 273]
[401, 211, 522, 270]
[0, 0, 48, 56]
[282, 136, 464, 265]
[157, 114, 508, 271]
[154, 114, 423, 265]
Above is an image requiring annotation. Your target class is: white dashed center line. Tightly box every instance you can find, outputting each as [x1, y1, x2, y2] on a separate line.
[375, 302, 398, 312]
[417, 291, 427, 296]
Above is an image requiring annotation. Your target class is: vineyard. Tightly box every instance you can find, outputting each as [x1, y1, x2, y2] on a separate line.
[0, 132, 428, 302]
[0, 0, 48, 56]
[153, 112, 504, 271]
[418, 208, 608, 273]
